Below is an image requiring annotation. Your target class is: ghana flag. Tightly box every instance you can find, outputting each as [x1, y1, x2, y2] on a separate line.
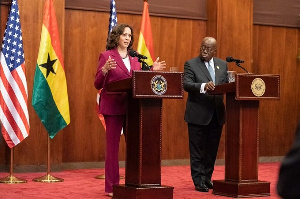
[32, 0, 70, 138]
[137, 1, 154, 67]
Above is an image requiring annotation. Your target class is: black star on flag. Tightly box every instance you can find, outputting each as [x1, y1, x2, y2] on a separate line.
[40, 53, 57, 77]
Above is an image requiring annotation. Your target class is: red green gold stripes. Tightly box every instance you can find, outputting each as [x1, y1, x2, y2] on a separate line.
[137, 1, 154, 66]
[32, 0, 70, 138]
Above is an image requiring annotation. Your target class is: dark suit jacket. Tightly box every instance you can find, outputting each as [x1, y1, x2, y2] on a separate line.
[184, 56, 228, 125]
[94, 48, 141, 115]
[277, 122, 300, 199]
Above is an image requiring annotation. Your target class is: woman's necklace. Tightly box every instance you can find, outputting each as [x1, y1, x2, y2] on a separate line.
[121, 54, 128, 59]
[118, 49, 128, 59]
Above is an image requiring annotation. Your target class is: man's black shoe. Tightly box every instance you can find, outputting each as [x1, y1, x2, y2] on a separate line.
[195, 183, 209, 192]
[205, 180, 213, 189]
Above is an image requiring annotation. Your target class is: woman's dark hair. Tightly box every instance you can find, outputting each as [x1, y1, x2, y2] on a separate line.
[106, 24, 134, 50]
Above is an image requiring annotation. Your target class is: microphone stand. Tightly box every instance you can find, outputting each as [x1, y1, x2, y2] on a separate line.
[138, 58, 151, 71]
[235, 62, 249, 73]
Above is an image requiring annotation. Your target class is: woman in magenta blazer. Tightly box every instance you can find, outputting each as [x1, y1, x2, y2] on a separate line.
[94, 23, 165, 197]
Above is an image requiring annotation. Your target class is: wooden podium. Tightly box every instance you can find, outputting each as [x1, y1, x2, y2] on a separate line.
[108, 71, 184, 199]
[208, 74, 280, 197]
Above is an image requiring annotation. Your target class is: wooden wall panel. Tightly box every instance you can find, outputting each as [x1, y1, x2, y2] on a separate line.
[63, 10, 107, 163]
[63, 10, 205, 162]
[0, 3, 299, 168]
[161, 19, 206, 159]
[207, 0, 253, 72]
[253, 26, 300, 156]
[206, 0, 254, 160]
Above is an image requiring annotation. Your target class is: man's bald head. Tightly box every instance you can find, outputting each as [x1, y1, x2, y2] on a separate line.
[200, 37, 217, 62]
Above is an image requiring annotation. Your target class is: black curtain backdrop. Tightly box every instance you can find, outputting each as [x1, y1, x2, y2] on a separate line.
[65, 0, 299, 28]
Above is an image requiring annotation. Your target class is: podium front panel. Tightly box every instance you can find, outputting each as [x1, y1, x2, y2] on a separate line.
[236, 74, 280, 100]
[132, 71, 183, 98]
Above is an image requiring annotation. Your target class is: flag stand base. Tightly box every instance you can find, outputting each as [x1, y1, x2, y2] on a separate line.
[95, 174, 105, 179]
[95, 174, 125, 179]
[0, 175, 27, 183]
[33, 173, 64, 183]
[32, 138, 63, 183]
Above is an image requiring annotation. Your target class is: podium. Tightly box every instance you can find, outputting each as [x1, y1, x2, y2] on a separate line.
[108, 71, 184, 199]
[208, 74, 280, 197]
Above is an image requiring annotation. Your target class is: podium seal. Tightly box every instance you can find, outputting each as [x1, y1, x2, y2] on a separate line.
[251, 78, 266, 97]
[151, 75, 167, 95]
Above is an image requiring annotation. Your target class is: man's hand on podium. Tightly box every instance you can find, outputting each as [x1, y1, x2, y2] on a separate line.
[205, 81, 215, 91]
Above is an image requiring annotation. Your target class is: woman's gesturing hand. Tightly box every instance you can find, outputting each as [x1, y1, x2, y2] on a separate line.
[102, 56, 117, 75]
[152, 57, 166, 71]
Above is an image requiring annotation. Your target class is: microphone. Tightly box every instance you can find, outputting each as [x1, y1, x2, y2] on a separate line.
[226, 56, 248, 73]
[129, 50, 147, 59]
[226, 56, 245, 63]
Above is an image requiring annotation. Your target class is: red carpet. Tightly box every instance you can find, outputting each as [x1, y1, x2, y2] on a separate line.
[0, 163, 281, 199]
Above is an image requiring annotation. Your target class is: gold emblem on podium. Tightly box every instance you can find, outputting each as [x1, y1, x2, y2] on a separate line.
[251, 78, 266, 97]
[151, 75, 167, 95]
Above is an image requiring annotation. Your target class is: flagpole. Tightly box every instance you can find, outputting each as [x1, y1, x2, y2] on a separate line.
[33, 137, 64, 182]
[0, 148, 27, 183]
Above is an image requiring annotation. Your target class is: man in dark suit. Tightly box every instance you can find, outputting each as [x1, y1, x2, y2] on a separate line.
[184, 37, 228, 192]
[277, 121, 300, 199]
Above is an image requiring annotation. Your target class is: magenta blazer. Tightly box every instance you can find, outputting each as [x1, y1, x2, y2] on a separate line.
[94, 48, 141, 115]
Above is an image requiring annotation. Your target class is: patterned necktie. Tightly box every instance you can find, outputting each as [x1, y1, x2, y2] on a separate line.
[207, 62, 215, 83]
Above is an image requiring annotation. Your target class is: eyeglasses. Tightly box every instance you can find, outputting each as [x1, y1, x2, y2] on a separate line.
[201, 46, 215, 53]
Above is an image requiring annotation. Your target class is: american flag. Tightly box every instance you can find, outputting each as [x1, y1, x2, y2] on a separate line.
[108, 0, 118, 35]
[0, 0, 29, 148]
